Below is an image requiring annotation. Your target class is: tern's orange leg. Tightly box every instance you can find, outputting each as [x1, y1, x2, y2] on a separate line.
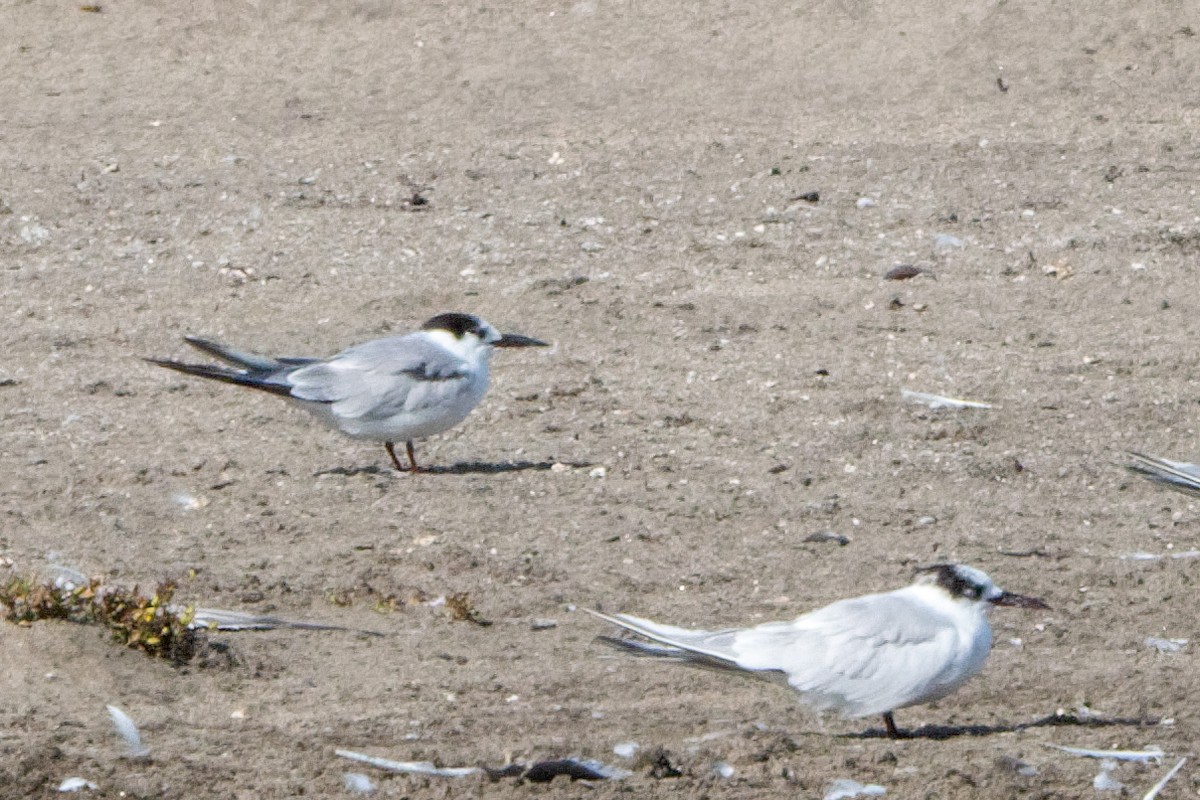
[385, 441, 421, 473]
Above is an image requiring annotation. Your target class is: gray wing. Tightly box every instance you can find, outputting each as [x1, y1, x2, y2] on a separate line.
[730, 594, 968, 716]
[286, 334, 471, 420]
[1127, 452, 1200, 497]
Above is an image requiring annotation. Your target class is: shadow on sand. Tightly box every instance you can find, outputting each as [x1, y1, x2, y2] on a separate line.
[419, 460, 591, 476]
[845, 712, 1159, 741]
[314, 460, 593, 478]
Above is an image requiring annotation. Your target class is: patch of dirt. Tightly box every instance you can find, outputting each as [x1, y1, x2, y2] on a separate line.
[2, 2, 1198, 797]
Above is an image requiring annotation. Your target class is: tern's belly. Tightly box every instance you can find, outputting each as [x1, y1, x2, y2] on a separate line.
[293, 381, 486, 442]
[340, 404, 477, 441]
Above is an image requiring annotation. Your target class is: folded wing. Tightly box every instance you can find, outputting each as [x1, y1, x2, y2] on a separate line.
[287, 335, 472, 420]
[731, 594, 973, 717]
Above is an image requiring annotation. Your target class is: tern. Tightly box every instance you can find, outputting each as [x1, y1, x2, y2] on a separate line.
[1126, 451, 1200, 497]
[146, 312, 548, 472]
[587, 564, 1048, 738]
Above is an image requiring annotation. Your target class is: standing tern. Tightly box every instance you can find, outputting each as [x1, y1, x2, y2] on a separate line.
[147, 312, 548, 472]
[1126, 451, 1200, 497]
[587, 564, 1048, 738]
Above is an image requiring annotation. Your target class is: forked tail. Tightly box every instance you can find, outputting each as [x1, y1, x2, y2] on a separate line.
[145, 336, 300, 397]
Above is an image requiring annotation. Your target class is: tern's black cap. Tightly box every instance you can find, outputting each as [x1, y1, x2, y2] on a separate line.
[420, 312, 487, 338]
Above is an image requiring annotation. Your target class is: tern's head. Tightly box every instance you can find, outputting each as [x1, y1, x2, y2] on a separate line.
[420, 312, 549, 355]
[915, 564, 1049, 610]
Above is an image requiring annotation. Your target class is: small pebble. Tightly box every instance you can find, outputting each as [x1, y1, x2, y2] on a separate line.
[884, 265, 927, 281]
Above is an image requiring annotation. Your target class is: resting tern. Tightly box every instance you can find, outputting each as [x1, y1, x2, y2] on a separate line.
[588, 564, 1048, 738]
[1126, 451, 1200, 497]
[147, 312, 548, 471]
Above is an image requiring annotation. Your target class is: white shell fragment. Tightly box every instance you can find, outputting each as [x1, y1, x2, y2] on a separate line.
[1143, 757, 1187, 800]
[335, 749, 631, 782]
[1044, 743, 1164, 763]
[106, 705, 150, 759]
[1144, 637, 1187, 653]
[1093, 759, 1124, 792]
[57, 778, 97, 793]
[612, 741, 639, 759]
[171, 491, 206, 511]
[186, 607, 382, 635]
[933, 233, 965, 250]
[49, 565, 88, 590]
[335, 749, 480, 777]
[901, 389, 993, 410]
[342, 773, 377, 794]
[824, 778, 887, 800]
[1121, 550, 1200, 562]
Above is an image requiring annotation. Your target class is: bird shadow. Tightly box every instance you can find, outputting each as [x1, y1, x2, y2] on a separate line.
[313, 460, 592, 478]
[845, 712, 1159, 741]
[419, 460, 592, 476]
[313, 464, 391, 477]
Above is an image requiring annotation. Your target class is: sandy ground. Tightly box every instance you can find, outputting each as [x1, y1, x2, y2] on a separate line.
[3, 2, 1200, 797]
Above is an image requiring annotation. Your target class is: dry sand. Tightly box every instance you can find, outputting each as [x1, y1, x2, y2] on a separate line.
[2, 2, 1200, 797]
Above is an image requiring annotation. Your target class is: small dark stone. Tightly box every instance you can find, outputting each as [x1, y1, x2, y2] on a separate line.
[804, 531, 850, 546]
[884, 264, 926, 281]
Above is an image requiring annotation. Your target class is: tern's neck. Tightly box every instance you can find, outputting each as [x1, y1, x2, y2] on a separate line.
[424, 330, 492, 365]
[904, 583, 990, 620]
